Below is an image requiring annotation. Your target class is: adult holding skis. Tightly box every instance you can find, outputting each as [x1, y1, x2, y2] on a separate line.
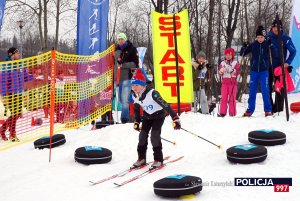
[115, 33, 139, 123]
[268, 19, 296, 113]
[130, 69, 181, 169]
[241, 26, 273, 117]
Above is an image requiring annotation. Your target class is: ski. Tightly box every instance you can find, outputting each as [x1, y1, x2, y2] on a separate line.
[89, 156, 170, 185]
[114, 156, 184, 187]
[237, 114, 277, 118]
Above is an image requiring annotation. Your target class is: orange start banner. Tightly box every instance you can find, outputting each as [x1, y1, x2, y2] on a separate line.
[151, 9, 193, 103]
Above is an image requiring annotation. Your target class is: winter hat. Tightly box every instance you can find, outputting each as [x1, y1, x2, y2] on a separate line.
[272, 19, 282, 28]
[131, 69, 146, 86]
[7, 47, 18, 57]
[117, 33, 127, 41]
[224, 48, 235, 58]
[256, 25, 266, 37]
[196, 51, 206, 59]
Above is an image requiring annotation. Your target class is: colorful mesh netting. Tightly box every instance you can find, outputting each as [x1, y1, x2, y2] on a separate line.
[0, 45, 114, 151]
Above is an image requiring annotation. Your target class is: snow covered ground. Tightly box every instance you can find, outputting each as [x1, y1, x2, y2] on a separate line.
[1, 93, 300, 201]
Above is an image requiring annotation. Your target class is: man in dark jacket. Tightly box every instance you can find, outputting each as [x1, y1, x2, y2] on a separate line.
[268, 19, 297, 113]
[1, 47, 33, 142]
[115, 33, 139, 123]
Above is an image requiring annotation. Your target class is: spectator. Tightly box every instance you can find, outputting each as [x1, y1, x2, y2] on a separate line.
[192, 51, 210, 114]
[115, 33, 139, 123]
[218, 48, 239, 117]
[268, 19, 296, 113]
[241, 26, 272, 117]
[1, 47, 33, 142]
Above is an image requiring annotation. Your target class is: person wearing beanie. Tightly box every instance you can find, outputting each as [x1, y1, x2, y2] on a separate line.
[240, 25, 272, 117]
[268, 18, 296, 113]
[6, 47, 20, 61]
[218, 48, 240, 117]
[115, 32, 139, 123]
[191, 51, 210, 114]
[130, 69, 181, 169]
[1, 47, 33, 142]
[117, 32, 127, 41]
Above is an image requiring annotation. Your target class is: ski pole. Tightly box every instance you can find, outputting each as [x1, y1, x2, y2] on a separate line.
[181, 128, 222, 149]
[161, 137, 176, 145]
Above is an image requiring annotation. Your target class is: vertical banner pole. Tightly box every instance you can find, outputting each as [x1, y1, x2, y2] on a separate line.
[49, 50, 56, 162]
[173, 14, 181, 115]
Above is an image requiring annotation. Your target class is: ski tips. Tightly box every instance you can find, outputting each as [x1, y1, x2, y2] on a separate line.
[114, 182, 122, 187]
[89, 181, 97, 185]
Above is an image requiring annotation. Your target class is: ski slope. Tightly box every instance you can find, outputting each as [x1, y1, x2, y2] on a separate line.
[0, 93, 299, 201]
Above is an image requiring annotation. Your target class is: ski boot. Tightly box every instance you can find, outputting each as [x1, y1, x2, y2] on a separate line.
[150, 161, 163, 169]
[265, 112, 273, 117]
[132, 159, 146, 168]
[9, 136, 20, 142]
[242, 112, 252, 117]
[217, 113, 225, 117]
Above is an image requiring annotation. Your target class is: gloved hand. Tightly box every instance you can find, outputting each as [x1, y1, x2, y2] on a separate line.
[225, 65, 234, 74]
[274, 76, 280, 82]
[133, 122, 141, 131]
[206, 63, 211, 69]
[197, 64, 204, 70]
[172, 116, 181, 130]
[267, 38, 272, 46]
[287, 66, 293, 73]
[242, 42, 249, 48]
[117, 57, 123, 65]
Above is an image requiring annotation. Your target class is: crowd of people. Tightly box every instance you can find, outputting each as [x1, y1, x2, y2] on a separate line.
[0, 18, 297, 171]
[192, 19, 296, 118]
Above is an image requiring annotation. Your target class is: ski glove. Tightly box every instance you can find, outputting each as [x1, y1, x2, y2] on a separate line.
[287, 66, 293, 73]
[206, 63, 212, 69]
[242, 42, 249, 48]
[172, 116, 181, 130]
[197, 64, 205, 70]
[133, 122, 141, 131]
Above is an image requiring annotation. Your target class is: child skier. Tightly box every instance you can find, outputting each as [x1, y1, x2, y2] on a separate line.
[130, 69, 181, 169]
[218, 48, 240, 117]
[192, 51, 210, 114]
[240, 25, 272, 117]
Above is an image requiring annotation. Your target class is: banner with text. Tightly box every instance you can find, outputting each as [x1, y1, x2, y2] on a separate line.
[151, 9, 193, 103]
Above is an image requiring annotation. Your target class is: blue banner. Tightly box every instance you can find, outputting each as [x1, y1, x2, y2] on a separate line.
[0, 0, 5, 32]
[290, 0, 300, 92]
[76, 0, 109, 122]
[77, 0, 109, 55]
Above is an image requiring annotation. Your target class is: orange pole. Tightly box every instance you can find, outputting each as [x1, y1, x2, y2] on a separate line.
[49, 50, 56, 162]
